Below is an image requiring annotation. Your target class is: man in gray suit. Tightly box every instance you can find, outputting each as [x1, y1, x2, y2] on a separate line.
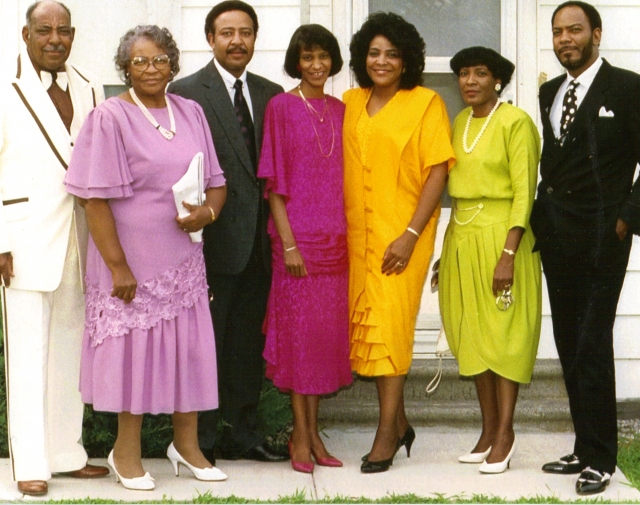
[168, 0, 285, 462]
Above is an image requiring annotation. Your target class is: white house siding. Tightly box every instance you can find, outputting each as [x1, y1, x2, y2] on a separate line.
[1, 0, 639, 397]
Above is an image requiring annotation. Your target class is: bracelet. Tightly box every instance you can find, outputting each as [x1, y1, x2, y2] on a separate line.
[503, 248, 515, 256]
[284, 246, 297, 252]
[407, 227, 420, 238]
[207, 206, 216, 223]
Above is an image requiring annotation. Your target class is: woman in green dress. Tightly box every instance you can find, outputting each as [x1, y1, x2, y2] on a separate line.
[439, 47, 541, 474]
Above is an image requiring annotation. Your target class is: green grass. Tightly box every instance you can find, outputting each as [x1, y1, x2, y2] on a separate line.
[25, 492, 640, 504]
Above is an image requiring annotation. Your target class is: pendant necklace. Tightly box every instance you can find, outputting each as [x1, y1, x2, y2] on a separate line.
[129, 87, 176, 140]
[462, 100, 501, 154]
[298, 86, 334, 158]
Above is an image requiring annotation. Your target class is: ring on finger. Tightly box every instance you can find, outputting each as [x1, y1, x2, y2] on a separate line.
[396, 261, 405, 268]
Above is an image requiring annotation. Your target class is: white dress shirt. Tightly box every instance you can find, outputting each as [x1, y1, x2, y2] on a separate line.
[213, 58, 254, 120]
[550, 56, 603, 138]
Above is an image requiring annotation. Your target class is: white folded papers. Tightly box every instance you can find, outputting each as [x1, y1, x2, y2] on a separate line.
[172, 152, 205, 243]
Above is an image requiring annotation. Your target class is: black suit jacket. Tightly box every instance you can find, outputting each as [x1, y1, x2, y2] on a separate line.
[168, 61, 283, 277]
[530, 59, 640, 258]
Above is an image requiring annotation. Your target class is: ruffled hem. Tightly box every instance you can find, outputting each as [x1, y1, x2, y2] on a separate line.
[85, 248, 208, 347]
[349, 307, 406, 377]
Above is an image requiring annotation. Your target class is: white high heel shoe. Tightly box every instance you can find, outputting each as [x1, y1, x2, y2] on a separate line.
[458, 446, 492, 464]
[107, 450, 155, 491]
[478, 439, 516, 474]
[167, 443, 227, 481]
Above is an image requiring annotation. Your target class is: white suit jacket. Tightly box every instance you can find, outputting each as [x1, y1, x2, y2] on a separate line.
[0, 51, 104, 292]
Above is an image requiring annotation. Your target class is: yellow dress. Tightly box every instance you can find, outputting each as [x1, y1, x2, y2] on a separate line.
[343, 87, 455, 377]
[439, 103, 542, 383]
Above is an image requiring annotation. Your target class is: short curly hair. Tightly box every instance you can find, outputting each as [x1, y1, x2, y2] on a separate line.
[349, 12, 425, 90]
[284, 24, 343, 79]
[449, 46, 514, 95]
[115, 25, 180, 87]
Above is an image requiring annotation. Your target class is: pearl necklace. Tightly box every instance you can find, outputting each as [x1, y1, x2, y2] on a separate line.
[298, 85, 328, 123]
[462, 100, 501, 154]
[129, 87, 176, 140]
[298, 87, 335, 158]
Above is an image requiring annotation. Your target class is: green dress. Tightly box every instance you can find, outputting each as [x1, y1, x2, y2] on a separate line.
[439, 103, 542, 383]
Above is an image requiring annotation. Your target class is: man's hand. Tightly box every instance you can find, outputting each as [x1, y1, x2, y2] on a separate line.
[0, 252, 14, 287]
[616, 218, 629, 241]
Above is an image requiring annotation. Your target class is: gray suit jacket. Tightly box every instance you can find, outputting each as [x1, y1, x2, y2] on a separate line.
[168, 60, 283, 277]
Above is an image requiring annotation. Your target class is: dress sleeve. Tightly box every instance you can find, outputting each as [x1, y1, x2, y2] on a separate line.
[64, 106, 133, 199]
[257, 96, 289, 201]
[191, 100, 225, 189]
[507, 112, 541, 230]
[419, 94, 456, 176]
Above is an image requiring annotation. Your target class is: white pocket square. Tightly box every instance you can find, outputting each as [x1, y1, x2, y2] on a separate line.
[599, 106, 614, 117]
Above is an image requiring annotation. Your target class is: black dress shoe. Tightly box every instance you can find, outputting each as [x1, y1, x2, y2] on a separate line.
[576, 467, 611, 495]
[221, 444, 290, 462]
[542, 453, 583, 474]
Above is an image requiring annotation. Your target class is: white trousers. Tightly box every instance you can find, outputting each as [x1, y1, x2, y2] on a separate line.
[2, 228, 87, 481]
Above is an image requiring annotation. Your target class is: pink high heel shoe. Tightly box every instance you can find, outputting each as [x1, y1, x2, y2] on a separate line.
[288, 441, 314, 473]
[311, 448, 343, 467]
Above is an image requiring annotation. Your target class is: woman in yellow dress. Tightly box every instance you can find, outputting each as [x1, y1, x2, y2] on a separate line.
[343, 12, 455, 474]
[439, 46, 542, 474]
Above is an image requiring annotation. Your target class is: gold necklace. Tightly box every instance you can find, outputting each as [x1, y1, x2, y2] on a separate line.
[298, 87, 335, 158]
[298, 85, 328, 122]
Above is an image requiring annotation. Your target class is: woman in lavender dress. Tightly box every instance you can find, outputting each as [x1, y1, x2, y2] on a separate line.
[65, 26, 227, 490]
[258, 25, 352, 474]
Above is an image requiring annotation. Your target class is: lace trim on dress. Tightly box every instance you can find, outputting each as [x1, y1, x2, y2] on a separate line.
[85, 248, 208, 347]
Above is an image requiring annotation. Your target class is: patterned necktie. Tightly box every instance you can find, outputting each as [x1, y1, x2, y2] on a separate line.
[233, 79, 256, 170]
[559, 80, 578, 145]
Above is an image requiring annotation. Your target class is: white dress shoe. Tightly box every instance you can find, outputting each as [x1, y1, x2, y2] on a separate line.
[479, 439, 516, 474]
[167, 442, 228, 481]
[458, 446, 491, 463]
[107, 450, 155, 491]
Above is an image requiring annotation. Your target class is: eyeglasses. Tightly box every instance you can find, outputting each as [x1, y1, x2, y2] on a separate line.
[130, 54, 170, 71]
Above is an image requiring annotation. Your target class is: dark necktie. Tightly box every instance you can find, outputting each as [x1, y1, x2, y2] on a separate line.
[559, 80, 578, 145]
[233, 79, 256, 170]
[44, 71, 74, 133]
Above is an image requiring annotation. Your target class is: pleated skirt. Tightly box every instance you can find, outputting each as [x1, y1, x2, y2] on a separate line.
[439, 198, 542, 383]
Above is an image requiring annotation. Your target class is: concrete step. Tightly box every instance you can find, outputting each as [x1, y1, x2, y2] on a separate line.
[318, 359, 573, 429]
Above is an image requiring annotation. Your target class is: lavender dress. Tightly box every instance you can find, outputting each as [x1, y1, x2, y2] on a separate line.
[65, 95, 225, 415]
[258, 92, 352, 395]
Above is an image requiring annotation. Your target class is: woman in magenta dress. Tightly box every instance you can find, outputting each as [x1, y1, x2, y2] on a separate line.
[258, 24, 352, 474]
[65, 26, 227, 490]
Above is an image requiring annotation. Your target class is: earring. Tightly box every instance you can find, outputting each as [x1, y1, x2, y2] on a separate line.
[495, 83, 502, 92]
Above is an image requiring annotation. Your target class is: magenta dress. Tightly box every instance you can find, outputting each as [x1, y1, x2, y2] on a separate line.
[258, 92, 352, 395]
[65, 94, 225, 415]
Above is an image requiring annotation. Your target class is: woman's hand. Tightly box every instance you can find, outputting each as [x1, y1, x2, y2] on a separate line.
[110, 263, 137, 304]
[176, 202, 214, 233]
[492, 252, 515, 296]
[381, 231, 418, 275]
[284, 247, 307, 277]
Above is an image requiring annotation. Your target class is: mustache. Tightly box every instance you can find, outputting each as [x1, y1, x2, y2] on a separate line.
[43, 44, 66, 52]
[227, 46, 247, 54]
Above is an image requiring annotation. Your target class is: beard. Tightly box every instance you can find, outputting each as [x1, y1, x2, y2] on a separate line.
[556, 36, 594, 71]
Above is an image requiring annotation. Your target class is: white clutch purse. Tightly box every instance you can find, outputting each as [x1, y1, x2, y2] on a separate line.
[172, 152, 205, 243]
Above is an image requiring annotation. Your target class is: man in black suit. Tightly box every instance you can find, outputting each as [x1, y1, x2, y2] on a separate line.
[531, 0, 640, 496]
[168, 0, 285, 462]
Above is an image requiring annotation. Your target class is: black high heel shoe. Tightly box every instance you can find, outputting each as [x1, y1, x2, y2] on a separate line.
[398, 425, 415, 458]
[361, 425, 415, 461]
[361, 454, 394, 473]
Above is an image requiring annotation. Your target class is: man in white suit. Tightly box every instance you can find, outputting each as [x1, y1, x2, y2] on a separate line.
[0, 0, 109, 496]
